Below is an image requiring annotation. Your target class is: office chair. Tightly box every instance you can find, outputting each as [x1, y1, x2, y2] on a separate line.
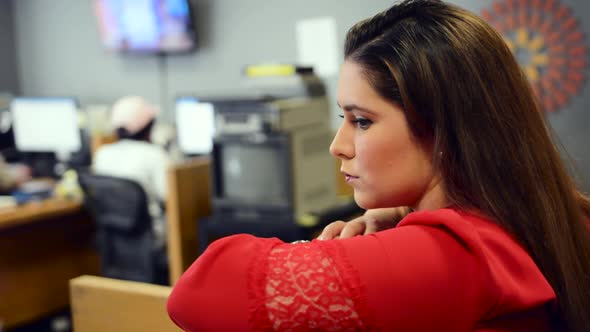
[78, 173, 168, 285]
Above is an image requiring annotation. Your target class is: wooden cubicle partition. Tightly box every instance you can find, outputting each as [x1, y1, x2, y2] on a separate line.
[166, 157, 212, 285]
[70, 275, 180, 332]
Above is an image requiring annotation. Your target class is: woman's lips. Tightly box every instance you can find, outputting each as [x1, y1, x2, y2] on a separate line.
[345, 175, 358, 183]
[342, 172, 359, 183]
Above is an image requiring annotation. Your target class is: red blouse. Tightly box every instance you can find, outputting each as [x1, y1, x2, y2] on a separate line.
[167, 209, 556, 331]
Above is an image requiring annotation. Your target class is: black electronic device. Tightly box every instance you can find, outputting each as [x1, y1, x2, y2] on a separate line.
[211, 132, 294, 223]
[208, 96, 337, 225]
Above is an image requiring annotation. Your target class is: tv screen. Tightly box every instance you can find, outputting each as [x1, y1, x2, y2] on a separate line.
[220, 144, 290, 207]
[94, 0, 196, 53]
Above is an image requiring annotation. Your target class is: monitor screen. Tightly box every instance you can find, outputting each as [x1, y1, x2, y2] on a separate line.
[94, 0, 196, 53]
[175, 97, 216, 155]
[220, 144, 289, 206]
[11, 98, 82, 154]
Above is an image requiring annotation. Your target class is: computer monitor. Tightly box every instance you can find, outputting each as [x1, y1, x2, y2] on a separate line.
[213, 134, 292, 209]
[175, 97, 216, 155]
[11, 97, 82, 156]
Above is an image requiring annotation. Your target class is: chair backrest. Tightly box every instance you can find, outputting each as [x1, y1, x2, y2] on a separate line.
[79, 173, 150, 233]
[79, 173, 161, 283]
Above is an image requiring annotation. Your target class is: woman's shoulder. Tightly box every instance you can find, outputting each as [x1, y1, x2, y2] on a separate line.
[396, 208, 512, 243]
[395, 208, 540, 268]
[389, 208, 556, 321]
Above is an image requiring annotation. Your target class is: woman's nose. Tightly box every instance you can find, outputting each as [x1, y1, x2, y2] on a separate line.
[330, 125, 354, 160]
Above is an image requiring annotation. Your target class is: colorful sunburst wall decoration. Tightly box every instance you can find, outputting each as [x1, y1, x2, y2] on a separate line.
[481, 0, 588, 113]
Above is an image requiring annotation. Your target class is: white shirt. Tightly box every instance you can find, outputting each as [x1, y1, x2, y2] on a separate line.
[93, 139, 170, 246]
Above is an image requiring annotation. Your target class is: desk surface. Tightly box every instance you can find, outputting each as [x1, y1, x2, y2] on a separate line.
[0, 198, 83, 230]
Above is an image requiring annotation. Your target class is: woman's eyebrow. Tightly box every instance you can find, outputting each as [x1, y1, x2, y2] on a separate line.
[336, 102, 377, 115]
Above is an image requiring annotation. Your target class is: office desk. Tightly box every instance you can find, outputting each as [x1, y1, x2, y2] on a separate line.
[0, 199, 100, 329]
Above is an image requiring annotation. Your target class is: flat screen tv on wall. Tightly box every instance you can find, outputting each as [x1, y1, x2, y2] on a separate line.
[94, 0, 197, 54]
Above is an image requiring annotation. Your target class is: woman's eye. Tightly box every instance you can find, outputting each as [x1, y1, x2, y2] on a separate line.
[352, 117, 372, 129]
[338, 114, 372, 129]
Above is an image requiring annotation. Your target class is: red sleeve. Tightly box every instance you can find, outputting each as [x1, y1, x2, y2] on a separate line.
[167, 234, 371, 331]
[166, 234, 282, 331]
[167, 225, 491, 331]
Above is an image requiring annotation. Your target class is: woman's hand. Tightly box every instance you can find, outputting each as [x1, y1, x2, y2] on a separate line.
[317, 207, 412, 240]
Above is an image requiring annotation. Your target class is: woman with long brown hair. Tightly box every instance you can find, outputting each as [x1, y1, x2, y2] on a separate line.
[167, 1, 590, 330]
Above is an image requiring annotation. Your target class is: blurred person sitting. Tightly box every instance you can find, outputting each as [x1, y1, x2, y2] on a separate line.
[93, 96, 171, 247]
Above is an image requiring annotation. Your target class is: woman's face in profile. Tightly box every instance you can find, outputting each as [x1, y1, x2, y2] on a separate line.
[331, 61, 442, 210]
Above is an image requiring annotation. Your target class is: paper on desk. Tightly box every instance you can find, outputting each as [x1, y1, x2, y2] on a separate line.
[295, 16, 340, 77]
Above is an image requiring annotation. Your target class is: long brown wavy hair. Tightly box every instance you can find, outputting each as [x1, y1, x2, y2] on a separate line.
[344, 0, 590, 330]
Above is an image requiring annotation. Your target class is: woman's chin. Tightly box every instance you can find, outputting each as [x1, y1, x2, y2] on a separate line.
[354, 191, 405, 210]
[353, 192, 379, 210]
